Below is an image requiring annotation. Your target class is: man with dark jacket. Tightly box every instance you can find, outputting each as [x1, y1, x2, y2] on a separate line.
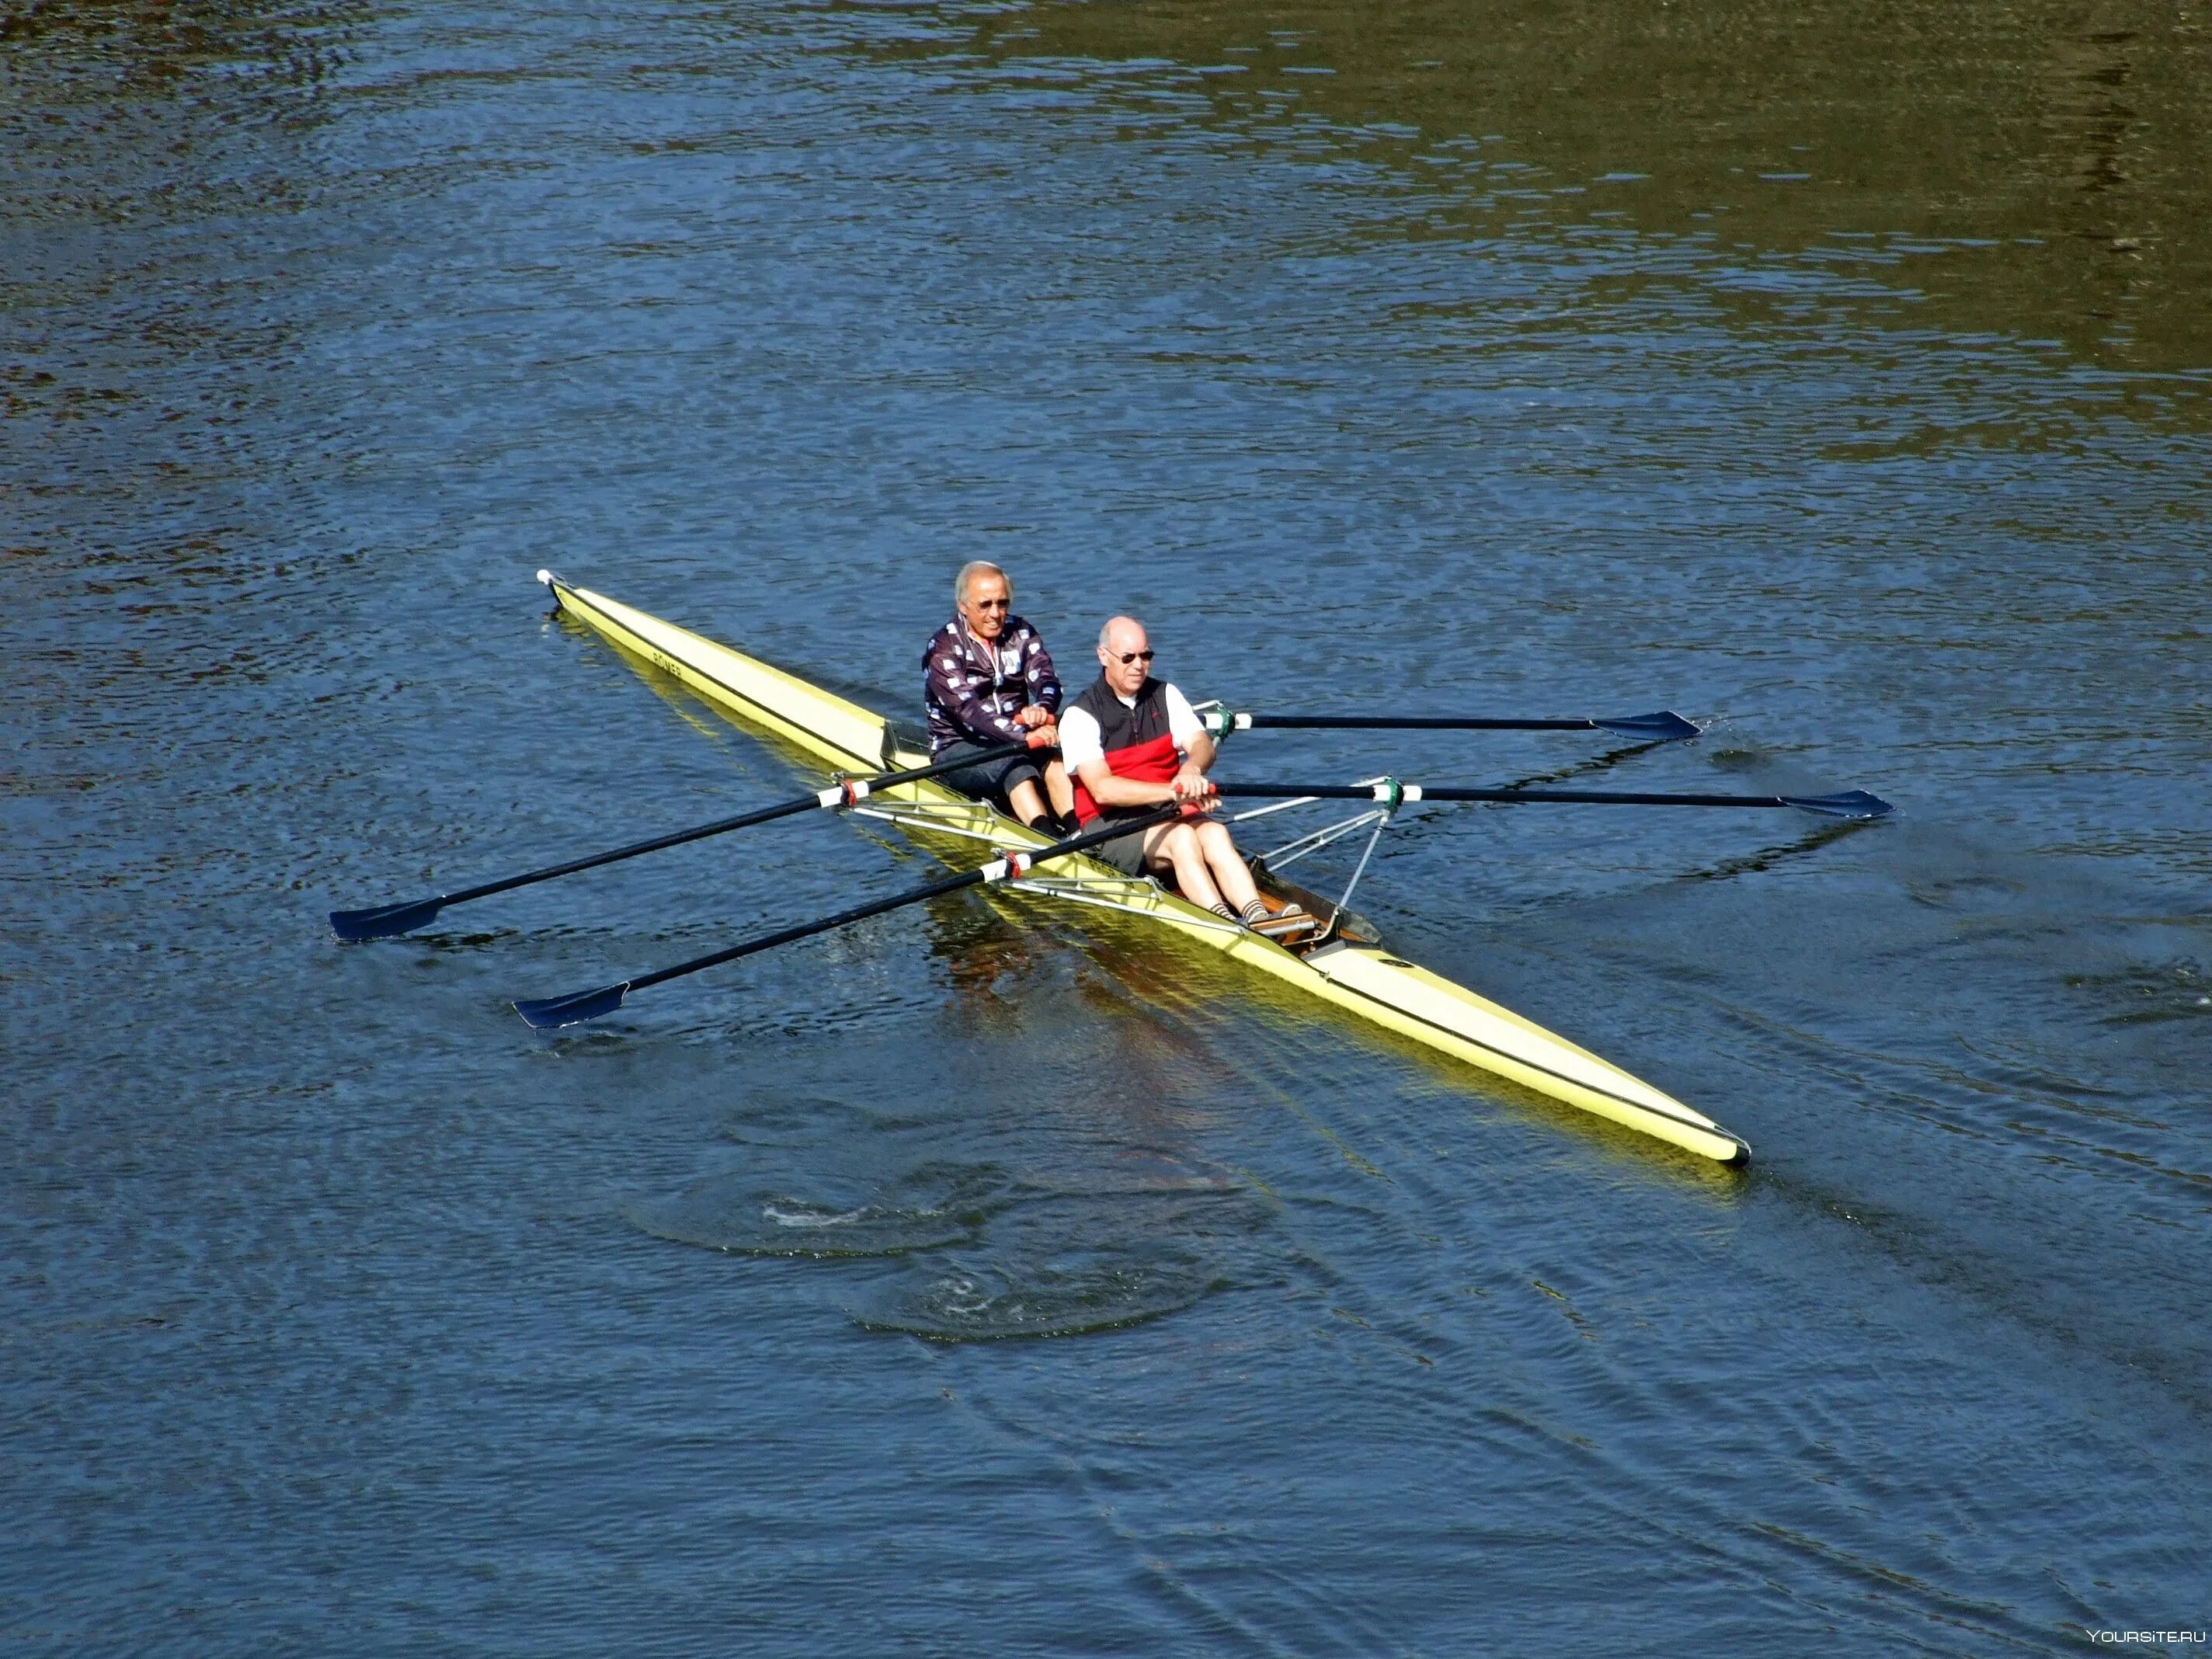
[920, 562, 1076, 832]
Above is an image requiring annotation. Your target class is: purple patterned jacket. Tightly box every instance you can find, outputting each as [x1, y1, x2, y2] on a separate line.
[922, 614, 1063, 754]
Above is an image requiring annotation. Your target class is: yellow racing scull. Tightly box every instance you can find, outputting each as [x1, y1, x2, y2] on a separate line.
[540, 574, 1751, 1166]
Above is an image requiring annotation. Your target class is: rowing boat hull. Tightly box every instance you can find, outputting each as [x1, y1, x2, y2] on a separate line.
[541, 577, 1750, 1166]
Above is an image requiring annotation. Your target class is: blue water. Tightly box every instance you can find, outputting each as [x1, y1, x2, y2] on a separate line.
[5, 2, 2208, 1652]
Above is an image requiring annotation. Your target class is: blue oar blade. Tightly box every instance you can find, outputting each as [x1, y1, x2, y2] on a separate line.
[329, 897, 446, 942]
[1781, 789, 1893, 819]
[514, 982, 629, 1029]
[1595, 710, 1701, 742]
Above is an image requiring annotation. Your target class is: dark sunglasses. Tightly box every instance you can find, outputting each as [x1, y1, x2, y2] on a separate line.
[1111, 649, 1155, 665]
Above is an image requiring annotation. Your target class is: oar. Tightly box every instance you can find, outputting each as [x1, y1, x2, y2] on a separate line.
[513, 803, 1184, 1030]
[1218, 709, 1702, 742]
[329, 739, 1034, 943]
[1212, 781, 1893, 817]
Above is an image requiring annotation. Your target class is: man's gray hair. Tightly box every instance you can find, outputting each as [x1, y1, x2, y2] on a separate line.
[1098, 615, 1142, 649]
[955, 560, 1010, 608]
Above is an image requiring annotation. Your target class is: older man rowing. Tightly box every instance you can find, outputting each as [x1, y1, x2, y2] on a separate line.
[922, 561, 1078, 833]
[1058, 615, 1303, 934]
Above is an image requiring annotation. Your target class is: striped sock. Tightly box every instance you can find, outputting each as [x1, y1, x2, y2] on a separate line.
[1240, 899, 1270, 925]
[1210, 901, 1237, 920]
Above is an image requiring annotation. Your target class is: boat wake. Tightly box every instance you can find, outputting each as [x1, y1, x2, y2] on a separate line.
[624, 1161, 1008, 1258]
[846, 1244, 1226, 1341]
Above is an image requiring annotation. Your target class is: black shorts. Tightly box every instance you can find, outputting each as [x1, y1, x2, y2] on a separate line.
[935, 740, 1042, 808]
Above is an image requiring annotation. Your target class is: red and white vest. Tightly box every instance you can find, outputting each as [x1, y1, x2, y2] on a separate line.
[1066, 676, 1181, 825]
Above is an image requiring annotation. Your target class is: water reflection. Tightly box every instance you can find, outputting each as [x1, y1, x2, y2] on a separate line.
[919, 885, 1050, 1018]
[927, 0, 2210, 381]
[9, 0, 2209, 1646]
[0, 1, 352, 84]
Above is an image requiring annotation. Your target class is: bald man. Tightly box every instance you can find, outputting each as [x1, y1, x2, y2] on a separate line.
[1057, 615, 1301, 932]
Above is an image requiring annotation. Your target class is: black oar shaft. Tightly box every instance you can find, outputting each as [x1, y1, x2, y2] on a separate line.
[628, 864, 985, 993]
[1247, 715, 1599, 731]
[1211, 783, 1891, 816]
[1216, 783, 1784, 805]
[1428, 787, 1796, 807]
[1231, 710, 1700, 741]
[517, 803, 1182, 1027]
[331, 739, 1031, 941]
[443, 795, 815, 907]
